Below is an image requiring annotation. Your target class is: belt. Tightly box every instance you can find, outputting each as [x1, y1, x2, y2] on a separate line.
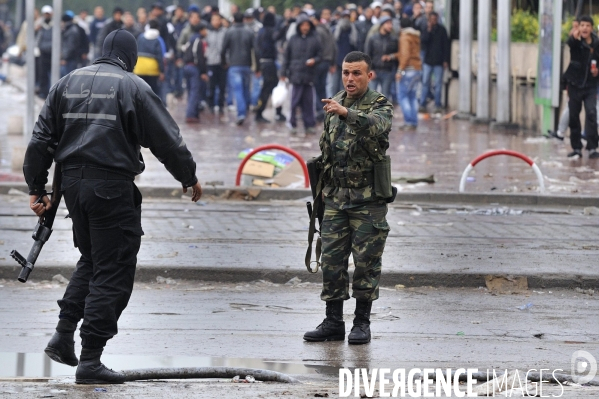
[63, 167, 133, 181]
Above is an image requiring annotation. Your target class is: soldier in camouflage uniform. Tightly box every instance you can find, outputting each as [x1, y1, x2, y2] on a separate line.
[304, 51, 393, 345]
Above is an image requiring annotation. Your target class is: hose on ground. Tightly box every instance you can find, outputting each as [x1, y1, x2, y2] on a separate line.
[122, 367, 300, 383]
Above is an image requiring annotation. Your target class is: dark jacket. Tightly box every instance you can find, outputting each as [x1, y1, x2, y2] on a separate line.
[564, 33, 599, 88]
[183, 33, 207, 74]
[281, 15, 322, 85]
[334, 19, 358, 66]
[221, 22, 254, 67]
[365, 31, 398, 72]
[61, 22, 81, 62]
[37, 21, 53, 56]
[255, 26, 277, 62]
[316, 24, 337, 65]
[421, 23, 449, 66]
[23, 59, 198, 195]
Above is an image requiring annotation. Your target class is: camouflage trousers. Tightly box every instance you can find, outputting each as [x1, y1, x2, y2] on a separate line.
[320, 202, 390, 302]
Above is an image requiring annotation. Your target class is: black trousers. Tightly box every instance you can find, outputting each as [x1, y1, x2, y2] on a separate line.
[57, 173, 143, 349]
[568, 85, 599, 151]
[207, 64, 227, 108]
[255, 61, 278, 116]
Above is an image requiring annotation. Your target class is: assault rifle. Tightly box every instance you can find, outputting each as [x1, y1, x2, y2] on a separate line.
[11, 164, 62, 283]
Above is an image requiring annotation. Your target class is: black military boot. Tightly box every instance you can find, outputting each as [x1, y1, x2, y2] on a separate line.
[348, 300, 372, 345]
[303, 300, 345, 342]
[75, 348, 125, 384]
[44, 319, 79, 367]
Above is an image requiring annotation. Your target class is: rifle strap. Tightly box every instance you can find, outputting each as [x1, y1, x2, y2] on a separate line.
[305, 177, 323, 273]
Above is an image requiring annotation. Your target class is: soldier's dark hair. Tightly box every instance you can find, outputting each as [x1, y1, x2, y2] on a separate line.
[343, 51, 372, 71]
[233, 12, 243, 23]
[579, 15, 594, 25]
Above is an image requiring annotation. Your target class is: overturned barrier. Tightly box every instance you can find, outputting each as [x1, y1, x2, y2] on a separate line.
[235, 144, 310, 188]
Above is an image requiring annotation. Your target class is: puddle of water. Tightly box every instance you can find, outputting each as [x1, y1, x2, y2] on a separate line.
[0, 352, 319, 378]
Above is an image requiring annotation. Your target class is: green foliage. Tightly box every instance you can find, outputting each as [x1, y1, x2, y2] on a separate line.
[490, 9, 539, 43]
[511, 9, 539, 43]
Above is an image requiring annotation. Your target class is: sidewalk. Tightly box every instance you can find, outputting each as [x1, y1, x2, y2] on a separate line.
[1, 194, 597, 288]
[2, 71, 599, 197]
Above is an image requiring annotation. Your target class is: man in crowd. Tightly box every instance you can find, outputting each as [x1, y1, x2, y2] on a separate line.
[419, 11, 449, 113]
[60, 11, 82, 77]
[304, 51, 392, 345]
[396, 17, 422, 130]
[365, 15, 398, 100]
[221, 12, 256, 125]
[206, 13, 227, 114]
[311, 11, 337, 121]
[95, 7, 123, 53]
[36, 5, 53, 98]
[563, 16, 599, 159]
[254, 12, 279, 123]
[280, 14, 322, 135]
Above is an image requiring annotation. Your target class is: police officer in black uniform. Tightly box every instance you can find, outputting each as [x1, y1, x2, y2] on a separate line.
[23, 29, 202, 384]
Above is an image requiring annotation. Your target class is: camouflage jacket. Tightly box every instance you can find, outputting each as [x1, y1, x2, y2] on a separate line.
[319, 88, 393, 210]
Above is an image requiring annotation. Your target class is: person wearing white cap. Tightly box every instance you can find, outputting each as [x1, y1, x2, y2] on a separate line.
[36, 6, 53, 98]
[365, 15, 397, 100]
[370, 1, 382, 24]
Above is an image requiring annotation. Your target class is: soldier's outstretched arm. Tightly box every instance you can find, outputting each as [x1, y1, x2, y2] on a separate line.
[342, 97, 393, 137]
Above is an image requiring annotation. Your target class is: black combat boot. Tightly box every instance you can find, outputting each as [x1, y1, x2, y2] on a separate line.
[44, 319, 79, 366]
[348, 300, 372, 345]
[303, 300, 345, 342]
[75, 348, 125, 384]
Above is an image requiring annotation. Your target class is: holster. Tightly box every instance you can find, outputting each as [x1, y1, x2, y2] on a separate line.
[374, 155, 397, 203]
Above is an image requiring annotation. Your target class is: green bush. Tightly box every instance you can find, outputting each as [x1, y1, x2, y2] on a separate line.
[511, 9, 539, 42]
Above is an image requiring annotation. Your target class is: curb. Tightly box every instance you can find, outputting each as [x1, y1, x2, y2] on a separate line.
[1, 264, 598, 289]
[2, 182, 599, 206]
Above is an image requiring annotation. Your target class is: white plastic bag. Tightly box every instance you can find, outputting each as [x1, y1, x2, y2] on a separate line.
[271, 80, 288, 108]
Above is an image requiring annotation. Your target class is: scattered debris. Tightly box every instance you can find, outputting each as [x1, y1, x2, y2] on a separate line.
[156, 252, 179, 259]
[456, 331, 465, 336]
[575, 287, 595, 296]
[51, 274, 69, 284]
[94, 388, 107, 392]
[395, 284, 405, 289]
[391, 174, 435, 184]
[485, 275, 528, 294]
[285, 277, 302, 286]
[583, 207, 599, 216]
[533, 333, 544, 339]
[156, 276, 178, 285]
[231, 375, 256, 383]
[517, 303, 533, 311]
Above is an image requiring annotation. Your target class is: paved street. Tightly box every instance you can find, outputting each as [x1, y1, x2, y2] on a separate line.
[0, 280, 598, 397]
[1, 195, 598, 287]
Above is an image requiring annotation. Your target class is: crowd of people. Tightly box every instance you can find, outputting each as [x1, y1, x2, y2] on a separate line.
[6, 0, 449, 130]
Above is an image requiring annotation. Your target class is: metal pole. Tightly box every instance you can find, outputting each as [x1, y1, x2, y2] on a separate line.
[50, 0, 62, 86]
[15, 0, 24, 31]
[476, 0, 491, 121]
[24, 0, 35, 138]
[458, 0, 472, 115]
[496, 0, 511, 123]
